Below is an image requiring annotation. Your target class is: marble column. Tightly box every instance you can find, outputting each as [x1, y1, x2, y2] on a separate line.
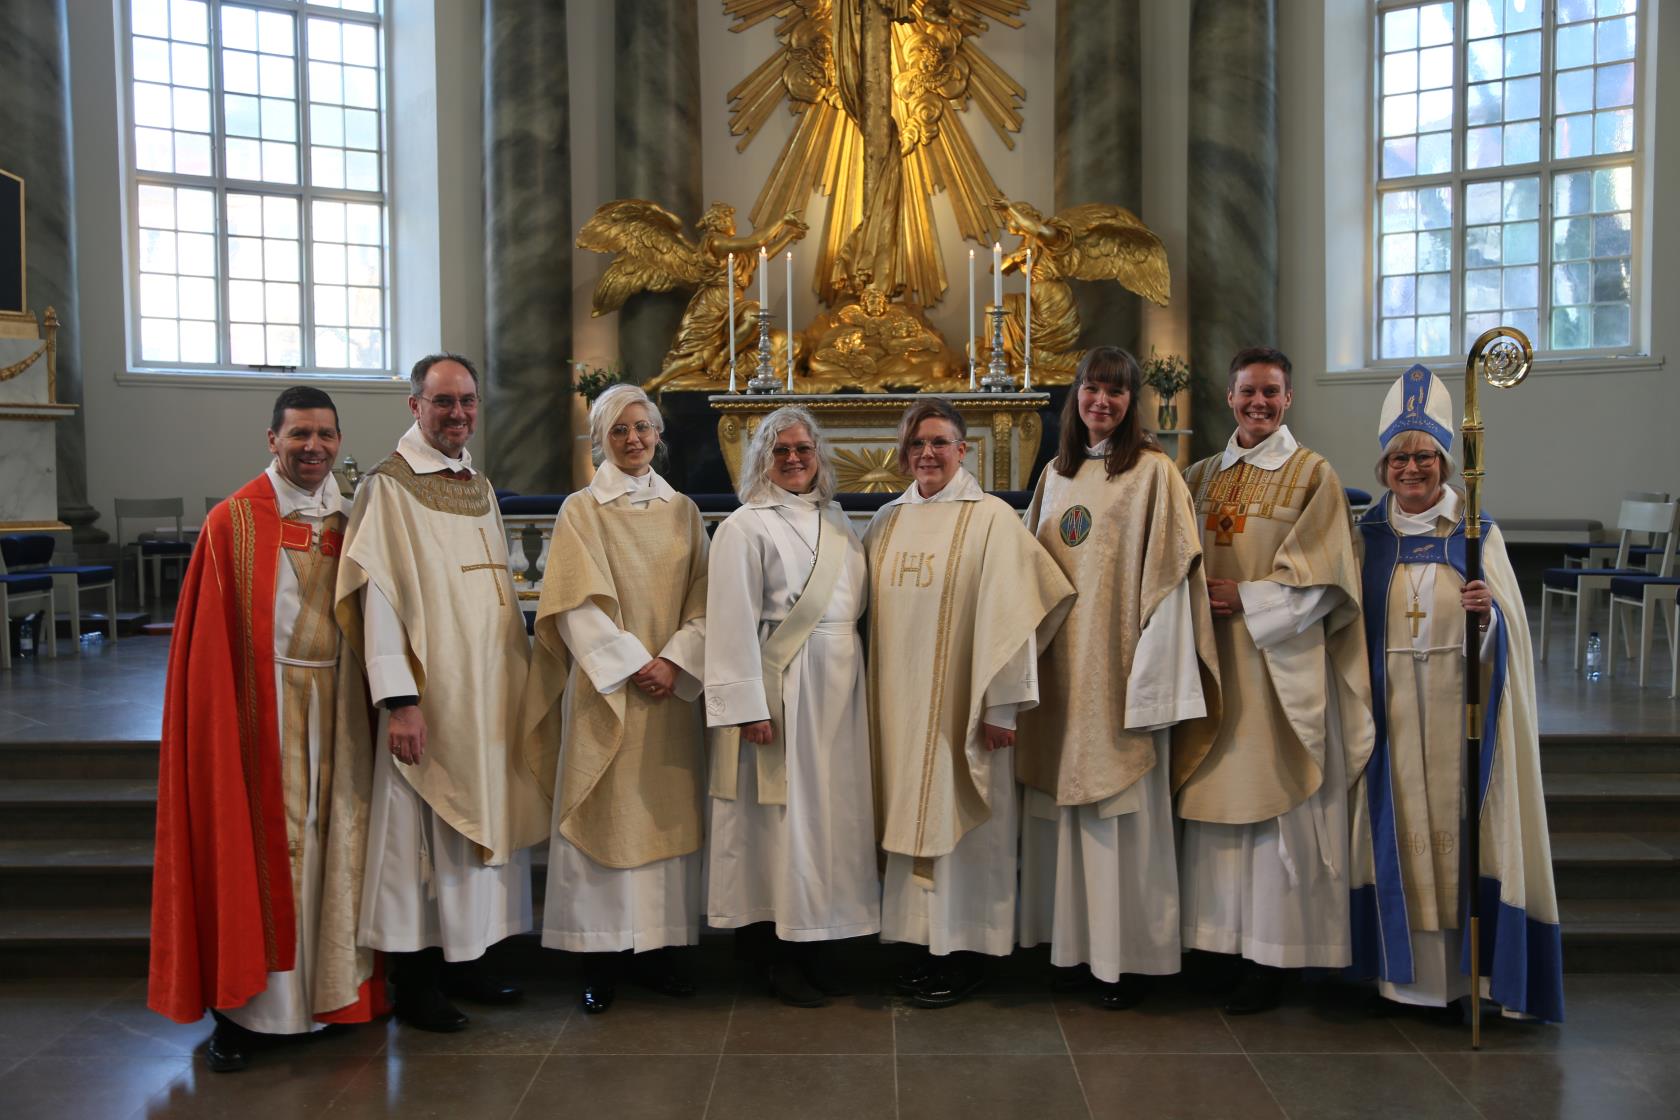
[613, 0, 702, 385]
[1054, 0, 1142, 355]
[1188, 0, 1277, 457]
[484, 0, 573, 493]
[0, 0, 101, 544]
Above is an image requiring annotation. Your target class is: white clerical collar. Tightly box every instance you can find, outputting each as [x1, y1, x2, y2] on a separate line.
[397, 422, 474, 476]
[266, 462, 344, 519]
[890, 468, 984, 506]
[589, 459, 675, 506]
[1086, 437, 1111, 459]
[1219, 424, 1298, 471]
[1390, 486, 1461, 537]
[747, 484, 818, 511]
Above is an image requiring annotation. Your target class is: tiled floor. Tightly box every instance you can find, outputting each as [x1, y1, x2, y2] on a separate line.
[1, 969, 1677, 1120]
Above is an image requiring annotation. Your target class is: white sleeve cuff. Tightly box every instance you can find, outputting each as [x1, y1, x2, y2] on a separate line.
[578, 631, 654, 695]
[705, 678, 770, 727]
[365, 653, 418, 704]
[982, 704, 1017, 730]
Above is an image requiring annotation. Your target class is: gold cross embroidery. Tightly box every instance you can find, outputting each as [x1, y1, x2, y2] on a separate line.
[1206, 502, 1247, 546]
[460, 526, 507, 607]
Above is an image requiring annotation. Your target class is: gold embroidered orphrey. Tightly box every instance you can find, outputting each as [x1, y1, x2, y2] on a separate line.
[460, 526, 507, 607]
[1188, 449, 1319, 544]
[367, 453, 493, 518]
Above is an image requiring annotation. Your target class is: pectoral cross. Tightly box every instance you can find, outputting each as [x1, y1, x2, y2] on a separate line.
[1206, 502, 1247, 547]
[460, 527, 507, 607]
[1405, 596, 1427, 638]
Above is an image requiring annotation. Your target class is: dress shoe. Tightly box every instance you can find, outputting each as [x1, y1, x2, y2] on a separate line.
[1052, 964, 1094, 993]
[801, 948, 852, 998]
[581, 982, 616, 1014]
[1183, 950, 1244, 996]
[441, 963, 523, 1005]
[894, 952, 937, 996]
[630, 949, 696, 998]
[769, 960, 828, 1007]
[395, 986, 470, 1033]
[1098, 974, 1154, 1010]
[204, 1020, 250, 1073]
[911, 955, 988, 1009]
[1222, 965, 1286, 1015]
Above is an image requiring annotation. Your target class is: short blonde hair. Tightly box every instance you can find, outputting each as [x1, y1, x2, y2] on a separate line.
[1375, 429, 1458, 490]
[588, 384, 665, 467]
[738, 406, 836, 504]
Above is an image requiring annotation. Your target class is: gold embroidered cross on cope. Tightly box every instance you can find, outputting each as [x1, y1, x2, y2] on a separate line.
[460, 526, 507, 607]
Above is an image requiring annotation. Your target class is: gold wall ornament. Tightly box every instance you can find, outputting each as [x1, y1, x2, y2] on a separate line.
[576, 199, 808, 391]
[831, 445, 909, 492]
[724, 0, 1028, 308]
[991, 197, 1171, 385]
[804, 286, 965, 391]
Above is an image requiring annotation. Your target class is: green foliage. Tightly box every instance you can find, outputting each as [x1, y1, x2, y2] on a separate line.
[571, 360, 626, 402]
[1139, 347, 1191, 397]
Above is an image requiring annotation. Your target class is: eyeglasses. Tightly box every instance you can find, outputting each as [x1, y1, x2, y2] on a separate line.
[609, 421, 657, 440]
[907, 438, 962, 453]
[771, 443, 816, 460]
[417, 394, 479, 411]
[1386, 451, 1440, 469]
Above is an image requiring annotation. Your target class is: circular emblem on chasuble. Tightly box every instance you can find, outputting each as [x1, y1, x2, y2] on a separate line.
[1059, 504, 1093, 547]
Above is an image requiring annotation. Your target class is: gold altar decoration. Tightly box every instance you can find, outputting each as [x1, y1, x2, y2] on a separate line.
[711, 391, 1047, 492]
[577, 200, 808, 391]
[803, 286, 965, 391]
[993, 197, 1170, 384]
[725, 0, 1027, 308]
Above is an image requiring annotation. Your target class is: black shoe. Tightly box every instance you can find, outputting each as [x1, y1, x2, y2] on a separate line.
[769, 960, 828, 1008]
[911, 955, 988, 1009]
[441, 961, 523, 1005]
[1098, 974, 1154, 1010]
[204, 1020, 249, 1073]
[894, 951, 937, 996]
[1184, 950, 1244, 996]
[630, 948, 696, 998]
[1052, 964, 1094, 993]
[395, 985, 470, 1033]
[1222, 965, 1286, 1015]
[801, 944, 852, 998]
[581, 982, 616, 1014]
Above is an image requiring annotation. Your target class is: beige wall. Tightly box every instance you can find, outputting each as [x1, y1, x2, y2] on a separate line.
[64, 2, 1674, 529]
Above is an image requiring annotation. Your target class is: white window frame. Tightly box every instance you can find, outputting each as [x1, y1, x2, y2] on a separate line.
[1369, 0, 1647, 366]
[119, 0, 395, 378]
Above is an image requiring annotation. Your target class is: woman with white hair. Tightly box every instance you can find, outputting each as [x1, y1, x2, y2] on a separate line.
[1349, 365, 1562, 1023]
[703, 406, 877, 1006]
[524, 384, 709, 1014]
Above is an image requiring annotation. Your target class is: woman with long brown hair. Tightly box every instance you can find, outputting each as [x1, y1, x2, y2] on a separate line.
[1016, 346, 1222, 1009]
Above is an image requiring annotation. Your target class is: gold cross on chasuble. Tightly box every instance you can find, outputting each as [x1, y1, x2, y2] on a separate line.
[1206, 502, 1247, 546]
[460, 526, 507, 607]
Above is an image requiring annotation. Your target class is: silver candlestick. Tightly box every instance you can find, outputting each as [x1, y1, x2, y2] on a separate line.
[745, 307, 782, 394]
[979, 304, 1016, 393]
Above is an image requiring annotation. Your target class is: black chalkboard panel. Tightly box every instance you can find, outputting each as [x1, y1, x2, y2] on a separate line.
[0, 170, 22, 315]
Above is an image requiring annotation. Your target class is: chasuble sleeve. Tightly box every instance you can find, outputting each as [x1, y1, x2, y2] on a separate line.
[703, 515, 772, 726]
[1126, 580, 1206, 730]
[362, 582, 419, 703]
[555, 601, 655, 695]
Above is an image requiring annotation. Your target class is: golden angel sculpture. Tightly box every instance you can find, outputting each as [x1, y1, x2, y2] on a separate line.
[725, 0, 1028, 307]
[577, 200, 808, 391]
[993, 197, 1171, 384]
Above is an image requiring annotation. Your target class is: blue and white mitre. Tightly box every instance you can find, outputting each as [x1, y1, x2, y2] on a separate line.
[1377, 363, 1455, 450]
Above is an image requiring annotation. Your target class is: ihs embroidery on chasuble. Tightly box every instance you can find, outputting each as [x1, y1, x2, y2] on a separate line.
[1058, 504, 1092, 547]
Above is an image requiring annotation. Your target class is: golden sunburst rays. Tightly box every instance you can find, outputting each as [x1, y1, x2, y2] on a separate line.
[724, 0, 1029, 309]
[832, 446, 910, 493]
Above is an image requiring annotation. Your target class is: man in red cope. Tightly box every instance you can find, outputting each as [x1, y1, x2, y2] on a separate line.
[149, 387, 386, 1072]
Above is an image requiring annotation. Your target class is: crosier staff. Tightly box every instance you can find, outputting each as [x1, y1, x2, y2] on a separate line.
[1460, 325, 1531, 1049]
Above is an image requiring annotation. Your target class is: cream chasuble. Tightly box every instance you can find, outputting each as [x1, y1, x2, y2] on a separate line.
[1350, 490, 1562, 1020]
[703, 488, 879, 942]
[867, 470, 1074, 956]
[523, 463, 708, 953]
[336, 425, 545, 961]
[227, 466, 366, 1034]
[1015, 450, 1220, 980]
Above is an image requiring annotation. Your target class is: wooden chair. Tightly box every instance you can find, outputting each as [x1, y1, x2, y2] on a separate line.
[1562, 489, 1669, 569]
[0, 534, 117, 649]
[1539, 499, 1679, 671]
[114, 498, 194, 606]
[0, 554, 57, 670]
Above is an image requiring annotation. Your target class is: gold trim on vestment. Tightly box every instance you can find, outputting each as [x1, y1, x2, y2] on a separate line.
[230, 498, 279, 965]
[279, 514, 344, 903]
[369, 453, 493, 517]
[912, 502, 974, 860]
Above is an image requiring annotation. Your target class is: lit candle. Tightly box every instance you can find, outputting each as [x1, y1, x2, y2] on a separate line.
[786, 250, 794, 391]
[1023, 247, 1032, 390]
[727, 252, 737, 392]
[967, 248, 976, 390]
[759, 247, 768, 310]
[992, 241, 1003, 307]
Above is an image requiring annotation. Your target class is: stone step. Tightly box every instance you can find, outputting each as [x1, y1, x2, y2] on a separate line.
[0, 907, 152, 977]
[1549, 832, 1680, 899]
[0, 778, 159, 838]
[0, 838, 155, 908]
[1555, 898, 1680, 972]
[1541, 772, 1680, 832]
[0, 741, 160, 781]
[1540, 733, 1680, 775]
